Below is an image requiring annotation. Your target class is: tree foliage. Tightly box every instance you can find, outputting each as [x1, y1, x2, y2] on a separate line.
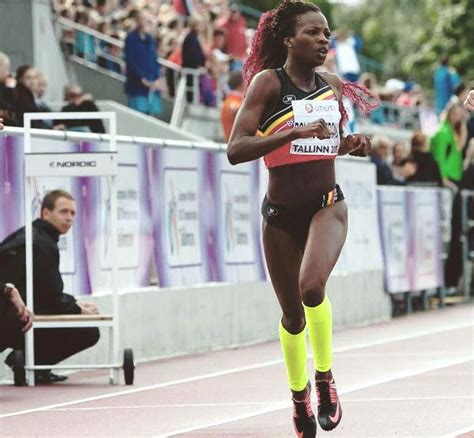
[238, 0, 333, 28]
[332, 0, 474, 89]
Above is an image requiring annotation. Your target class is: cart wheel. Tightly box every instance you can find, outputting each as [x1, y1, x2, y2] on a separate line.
[123, 348, 135, 385]
[13, 350, 26, 387]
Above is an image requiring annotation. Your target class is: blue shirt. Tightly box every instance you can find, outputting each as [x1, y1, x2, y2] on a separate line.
[124, 30, 160, 96]
[433, 65, 453, 115]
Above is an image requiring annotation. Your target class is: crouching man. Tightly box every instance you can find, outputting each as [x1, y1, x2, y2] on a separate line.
[0, 190, 100, 384]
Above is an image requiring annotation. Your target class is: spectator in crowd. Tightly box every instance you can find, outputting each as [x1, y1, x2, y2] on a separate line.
[35, 72, 50, 111]
[124, 11, 162, 116]
[0, 52, 16, 126]
[172, 0, 197, 21]
[182, 17, 206, 103]
[370, 137, 404, 185]
[465, 90, 474, 112]
[74, 8, 96, 62]
[405, 131, 442, 186]
[434, 57, 457, 116]
[333, 30, 361, 83]
[430, 102, 467, 190]
[161, 18, 184, 97]
[220, 70, 244, 142]
[14, 65, 49, 129]
[0, 190, 100, 384]
[444, 139, 474, 291]
[392, 141, 408, 167]
[217, 3, 248, 69]
[54, 85, 105, 133]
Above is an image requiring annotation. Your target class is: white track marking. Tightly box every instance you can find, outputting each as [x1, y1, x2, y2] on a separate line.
[48, 402, 284, 411]
[159, 357, 473, 437]
[439, 424, 474, 437]
[46, 395, 473, 412]
[343, 395, 474, 402]
[0, 321, 471, 420]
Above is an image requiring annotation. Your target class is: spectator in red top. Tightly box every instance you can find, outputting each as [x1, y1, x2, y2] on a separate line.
[218, 4, 247, 66]
[172, 0, 196, 20]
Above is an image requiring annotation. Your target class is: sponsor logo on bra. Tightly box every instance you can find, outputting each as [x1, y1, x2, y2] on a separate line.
[266, 206, 279, 217]
[283, 94, 296, 104]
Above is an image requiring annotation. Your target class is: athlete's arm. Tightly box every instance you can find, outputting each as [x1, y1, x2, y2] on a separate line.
[227, 70, 331, 165]
[320, 72, 371, 157]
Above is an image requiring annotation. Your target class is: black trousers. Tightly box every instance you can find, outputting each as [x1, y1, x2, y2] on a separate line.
[0, 314, 100, 365]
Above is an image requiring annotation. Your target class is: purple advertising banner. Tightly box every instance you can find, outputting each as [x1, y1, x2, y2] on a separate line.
[79, 141, 154, 292]
[214, 154, 266, 283]
[150, 147, 213, 287]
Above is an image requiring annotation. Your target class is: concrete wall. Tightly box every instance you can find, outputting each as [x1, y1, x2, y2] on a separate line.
[0, 271, 390, 383]
[96, 101, 209, 141]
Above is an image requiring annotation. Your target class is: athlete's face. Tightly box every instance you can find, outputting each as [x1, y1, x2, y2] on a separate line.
[41, 197, 76, 235]
[287, 11, 330, 67]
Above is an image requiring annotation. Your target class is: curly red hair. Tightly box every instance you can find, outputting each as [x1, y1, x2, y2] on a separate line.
[243, 0, 379, 124]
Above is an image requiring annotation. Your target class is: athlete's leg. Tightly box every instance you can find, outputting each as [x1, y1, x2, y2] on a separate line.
[299, 201, 347, 431]
[263, 220, 316, 437]
[263, 221, 306, 395]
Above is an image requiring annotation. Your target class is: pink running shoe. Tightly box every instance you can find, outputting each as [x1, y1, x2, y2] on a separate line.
[315, 379, 342, 431]
[292, 381, 317, 437]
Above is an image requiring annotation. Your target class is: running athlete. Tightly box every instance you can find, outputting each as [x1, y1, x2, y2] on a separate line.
[227, 2, 372, 437]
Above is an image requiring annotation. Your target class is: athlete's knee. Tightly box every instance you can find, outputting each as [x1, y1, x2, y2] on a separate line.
[333, 201, 348, 225]
[281, 313, 306, 334]
[299, 276, 326, 307]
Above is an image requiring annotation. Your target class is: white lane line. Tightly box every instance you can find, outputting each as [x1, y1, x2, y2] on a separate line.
[439, 424, 474, 437]
[159, 357, 473, 437]
[48, 402, 283, 411]
[47, 395, 473, 411]
[0, 321, 471, 420]
[343, 395, 474, 403]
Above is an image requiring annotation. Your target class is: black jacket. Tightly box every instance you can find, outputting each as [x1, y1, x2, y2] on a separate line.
[0, 219, 81, 315]
[406, 151, 443, 186]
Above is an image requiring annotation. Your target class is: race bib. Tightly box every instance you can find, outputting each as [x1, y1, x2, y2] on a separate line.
[290, 100, 341, 155]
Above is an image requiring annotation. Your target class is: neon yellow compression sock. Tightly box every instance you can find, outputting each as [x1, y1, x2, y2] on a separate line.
[303, 296, 333, 373]
[278, 320, 308, 392]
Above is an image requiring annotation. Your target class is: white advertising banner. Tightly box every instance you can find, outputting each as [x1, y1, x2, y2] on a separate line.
[334, 158, 384, 274]
[409, 189, 443, 290]
[377, 187, 411, 293]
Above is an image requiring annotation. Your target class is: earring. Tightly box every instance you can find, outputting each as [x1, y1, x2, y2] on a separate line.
[287, 44, 292, 48]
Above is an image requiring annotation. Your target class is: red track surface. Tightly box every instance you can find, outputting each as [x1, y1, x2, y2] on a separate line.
[1, 304, 473, 437]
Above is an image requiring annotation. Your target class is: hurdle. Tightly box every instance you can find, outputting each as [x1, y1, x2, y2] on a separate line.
[17, 112, 134, 386]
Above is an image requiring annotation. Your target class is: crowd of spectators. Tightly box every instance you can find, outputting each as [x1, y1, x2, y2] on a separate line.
[369, 98, 473, 191]
[0, 52, 104, 132]
[53, 0, 249, 115]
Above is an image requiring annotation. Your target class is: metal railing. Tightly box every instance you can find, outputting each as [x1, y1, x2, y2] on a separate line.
[55, 16, 221, 124]
[357, 101, 421, 131]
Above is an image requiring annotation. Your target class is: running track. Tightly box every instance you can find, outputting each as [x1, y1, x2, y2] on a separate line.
[1, 303, 473, 437]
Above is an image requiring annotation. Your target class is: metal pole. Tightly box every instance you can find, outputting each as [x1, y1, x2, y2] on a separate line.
[23, 115, 35, 386]
[109, 114, 120, 384]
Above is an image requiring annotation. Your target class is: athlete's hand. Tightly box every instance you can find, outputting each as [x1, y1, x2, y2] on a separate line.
[292, 119, 331, 140]
[465, 90, 474, 112]
[0, 117, 4, 130]
[345, 134, 371, 157]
